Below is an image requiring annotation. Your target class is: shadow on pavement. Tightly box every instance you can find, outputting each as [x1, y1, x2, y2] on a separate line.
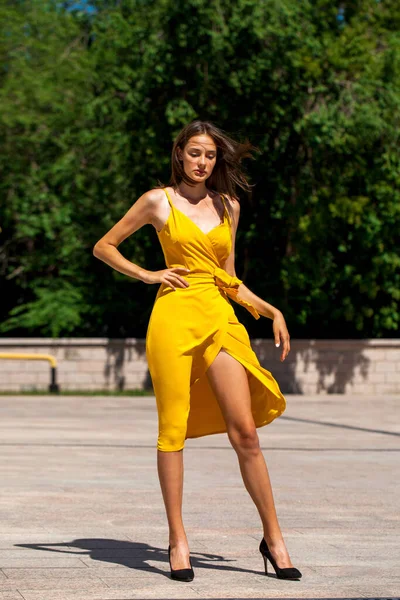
[16, 538, 268, 578]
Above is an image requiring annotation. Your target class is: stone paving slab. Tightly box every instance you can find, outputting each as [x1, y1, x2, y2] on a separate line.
[0, 592, 25, 600]
[0, 393, 399, 599]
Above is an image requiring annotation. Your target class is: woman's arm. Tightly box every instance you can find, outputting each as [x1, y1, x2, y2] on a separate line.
[93, 188, 190, 289]
[93, 189, 158, 282]
[223, 197, 291, 362]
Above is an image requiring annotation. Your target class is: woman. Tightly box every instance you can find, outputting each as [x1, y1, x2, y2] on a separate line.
[93, 120, 302, 583]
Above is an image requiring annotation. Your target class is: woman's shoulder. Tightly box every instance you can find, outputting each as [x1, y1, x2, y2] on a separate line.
[137, 186, 169, 213]
[219, 191, 240, 224]
[141, 186, 167, 203]
[135, 187, 170, 231]
[132, 187, 169, 227]
[222, 193, 240, 209]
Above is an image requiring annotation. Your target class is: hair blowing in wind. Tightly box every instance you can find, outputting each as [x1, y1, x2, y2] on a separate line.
[169, 120, 258, 199]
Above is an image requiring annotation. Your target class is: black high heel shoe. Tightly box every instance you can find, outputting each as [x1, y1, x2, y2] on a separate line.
[168, 545, 194, 582]
[259, 538, 302, 580]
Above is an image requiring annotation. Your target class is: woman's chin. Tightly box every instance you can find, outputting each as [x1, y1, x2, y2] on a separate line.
[185, 171, 209, 183]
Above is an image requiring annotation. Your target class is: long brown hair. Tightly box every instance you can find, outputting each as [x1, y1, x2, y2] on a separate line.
[167, 120, 257, 200]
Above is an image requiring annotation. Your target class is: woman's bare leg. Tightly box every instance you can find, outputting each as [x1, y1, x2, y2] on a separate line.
[157, 449, 191, 569]
[207, 349, 294, 568]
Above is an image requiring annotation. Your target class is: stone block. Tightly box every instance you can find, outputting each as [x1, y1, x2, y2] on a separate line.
[384, 349, 400, 361]
[365, 349, 387, 361]
[88, 349, 108, 360]
[367, 372, 386, 383]
[385, 371, 400, 383]
[78, 361, 104, 373]
[375, 361, 396, 372]
[373, 382, 400, 393]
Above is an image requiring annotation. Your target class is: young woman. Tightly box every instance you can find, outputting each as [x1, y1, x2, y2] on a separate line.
[93, 120, 302, 583]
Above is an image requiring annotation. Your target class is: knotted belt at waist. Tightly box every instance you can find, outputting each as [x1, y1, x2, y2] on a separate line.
[170, 265, 260, 320]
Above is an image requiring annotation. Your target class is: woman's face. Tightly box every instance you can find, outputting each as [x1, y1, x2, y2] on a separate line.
[177, 134, 217, 182]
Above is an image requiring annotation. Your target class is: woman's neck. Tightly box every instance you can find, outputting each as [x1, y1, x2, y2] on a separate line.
[176, 181, 208, 202]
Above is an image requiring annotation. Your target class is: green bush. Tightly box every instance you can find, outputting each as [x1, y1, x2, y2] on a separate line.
[1, 0, 399, 339]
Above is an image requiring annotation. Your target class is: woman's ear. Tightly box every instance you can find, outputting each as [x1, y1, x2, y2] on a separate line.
[176, 146, 183, 161]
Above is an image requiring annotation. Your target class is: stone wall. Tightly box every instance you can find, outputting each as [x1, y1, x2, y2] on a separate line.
[0, 338, 399, 394]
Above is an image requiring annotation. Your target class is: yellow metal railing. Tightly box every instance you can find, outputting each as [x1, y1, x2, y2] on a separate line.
[0, 353, 60, 392]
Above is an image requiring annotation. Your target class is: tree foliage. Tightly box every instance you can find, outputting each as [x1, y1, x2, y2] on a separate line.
[1, 0, 399, 338]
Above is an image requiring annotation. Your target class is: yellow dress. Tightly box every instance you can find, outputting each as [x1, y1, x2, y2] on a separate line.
[146, 188, 286, 452]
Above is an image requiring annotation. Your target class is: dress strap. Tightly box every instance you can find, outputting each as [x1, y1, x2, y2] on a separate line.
[163, 187, 174, 208]
[220, 193, 231, 224]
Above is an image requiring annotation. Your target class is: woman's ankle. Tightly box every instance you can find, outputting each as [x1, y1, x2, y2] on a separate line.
[263, 532, 285, 547]
[169, 535, 189, 547]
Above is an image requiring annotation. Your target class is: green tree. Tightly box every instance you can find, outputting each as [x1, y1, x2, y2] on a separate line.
[1, 0, 399, 339]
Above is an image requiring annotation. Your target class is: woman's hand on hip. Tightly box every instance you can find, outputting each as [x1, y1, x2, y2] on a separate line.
[143, 267, 191, 290]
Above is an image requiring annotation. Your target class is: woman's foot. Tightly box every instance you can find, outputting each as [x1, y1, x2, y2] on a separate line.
[263, 536, 294, 569]
[168, 540, 191, 570]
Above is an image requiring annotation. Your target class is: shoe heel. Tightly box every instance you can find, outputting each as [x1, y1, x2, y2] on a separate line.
[262, 554, 268, 575]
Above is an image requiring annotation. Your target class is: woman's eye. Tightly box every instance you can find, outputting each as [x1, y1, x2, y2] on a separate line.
[189, 153, 215, 158]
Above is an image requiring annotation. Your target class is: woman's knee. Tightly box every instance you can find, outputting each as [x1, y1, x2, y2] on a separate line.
[228, 424, 260, 454]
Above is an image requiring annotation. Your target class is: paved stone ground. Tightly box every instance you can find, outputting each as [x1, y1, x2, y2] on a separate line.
[0, 393, 399, 600]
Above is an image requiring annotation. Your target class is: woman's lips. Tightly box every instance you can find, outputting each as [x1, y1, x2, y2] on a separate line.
[194, 170, 206, 175]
